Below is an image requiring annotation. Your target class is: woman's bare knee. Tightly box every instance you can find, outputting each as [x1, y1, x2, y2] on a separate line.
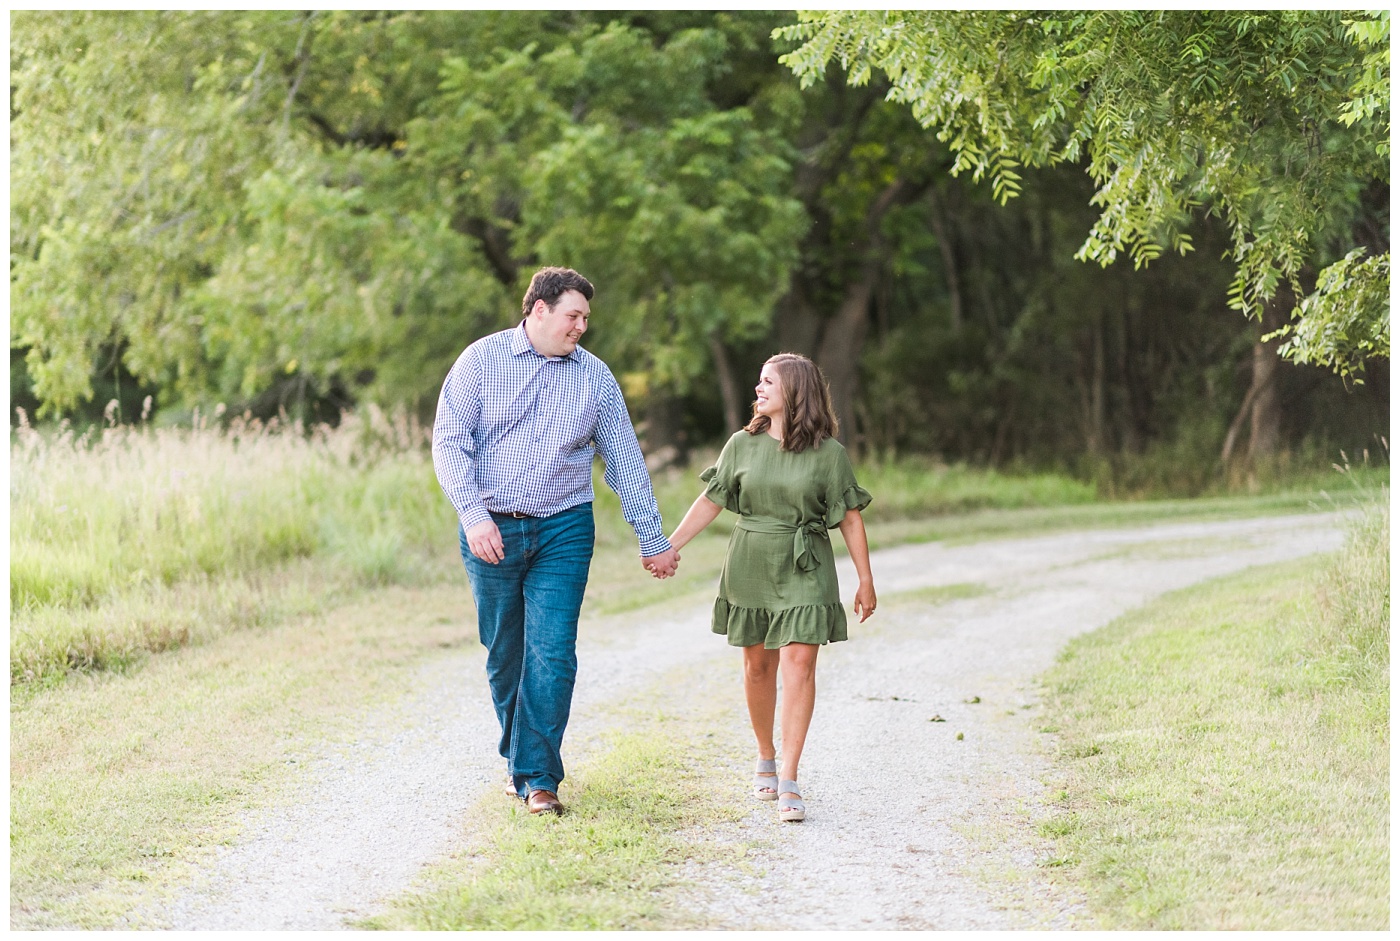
[779, 643, 819, 681]
[743, 645, 779, 682]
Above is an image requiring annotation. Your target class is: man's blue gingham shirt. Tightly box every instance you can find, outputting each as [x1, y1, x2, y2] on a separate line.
[432, 322, 672, 557]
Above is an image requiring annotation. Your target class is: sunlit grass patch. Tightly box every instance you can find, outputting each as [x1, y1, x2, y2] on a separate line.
[1037, 504, 1389, 929]
[368, 733, 723, 930]
[10, 407, 452, 613]
[863, 491, 1342, 550]
[366, 682, 748, 932]
[9, 582, 479, 929]
[858, 458, 1099, 520]
[1315, 498, 1389, 688]
[9, 560, 350, 686]
[9, 407, 460, 682]
[886, 582, 990, 607]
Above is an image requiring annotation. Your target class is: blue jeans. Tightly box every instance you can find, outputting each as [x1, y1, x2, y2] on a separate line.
[459, 503, 594, 797]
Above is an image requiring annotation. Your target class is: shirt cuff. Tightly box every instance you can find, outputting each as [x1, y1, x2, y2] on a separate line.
[458, 504, 493, 532]
[637, 533, 673, 558]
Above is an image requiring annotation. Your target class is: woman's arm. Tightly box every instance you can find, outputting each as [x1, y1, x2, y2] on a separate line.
[668, 494, 724, 551]
[837, 508, 877, 622]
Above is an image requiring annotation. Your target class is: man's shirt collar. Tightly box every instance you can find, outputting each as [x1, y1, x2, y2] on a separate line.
[511, 320, 582, 362]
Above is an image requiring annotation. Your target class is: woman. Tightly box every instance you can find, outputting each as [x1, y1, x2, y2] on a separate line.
[667, 353, 876, 822]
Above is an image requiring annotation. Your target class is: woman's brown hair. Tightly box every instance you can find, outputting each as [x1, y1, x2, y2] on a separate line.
[743, 353, 839, 453]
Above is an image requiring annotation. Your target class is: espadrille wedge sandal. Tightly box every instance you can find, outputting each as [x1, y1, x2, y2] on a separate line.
[753, 757, 779, 801]
[777, 780, 805, 822]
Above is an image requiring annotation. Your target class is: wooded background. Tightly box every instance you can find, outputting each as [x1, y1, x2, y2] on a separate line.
[10, 11, 1389, 488]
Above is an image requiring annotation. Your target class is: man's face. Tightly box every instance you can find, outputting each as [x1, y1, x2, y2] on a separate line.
[528, 289, 590, 358]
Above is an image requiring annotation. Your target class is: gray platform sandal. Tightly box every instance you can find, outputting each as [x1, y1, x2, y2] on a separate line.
[754, 758, 779, 801]
[777, 780, 805, 822]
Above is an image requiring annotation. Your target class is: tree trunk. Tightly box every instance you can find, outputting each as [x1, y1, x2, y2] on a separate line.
[1221, 291, 1288, 466]
[1117, 298, 1148, 453]
[816, 263, 879, 452]
[928, 186, 964, 331]
[1247, 297, 1286, 459]
[708, 333, 744, 432]
[1219, 382, 1258, 467]
[775, 282, 822, 357]
[641, 392, 687, 471]
[1078, 315, 1107, 456]
[811, 177, 909, 456]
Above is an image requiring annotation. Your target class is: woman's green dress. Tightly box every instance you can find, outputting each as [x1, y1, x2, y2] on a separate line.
[700, 430, 873, 648]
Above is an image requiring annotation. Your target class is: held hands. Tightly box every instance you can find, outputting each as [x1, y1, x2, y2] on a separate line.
[465, 519, 505, 564]
[642, 547, 680, 580]
[853, 580, 877, 623]
[648, 495, 719, 581]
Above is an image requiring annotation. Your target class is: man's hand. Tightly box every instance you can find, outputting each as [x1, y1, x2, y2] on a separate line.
[642, 547, 680, 579]
[465, 519, 505, 564]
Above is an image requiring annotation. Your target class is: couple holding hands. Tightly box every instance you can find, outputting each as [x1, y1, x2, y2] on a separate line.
[432, 267, 876, 822]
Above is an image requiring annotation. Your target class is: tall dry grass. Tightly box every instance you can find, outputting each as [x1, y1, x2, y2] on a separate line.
[1316, 497, 1389, 689]
[10, 405, 457, 682]
[15, 404, 1377, 686]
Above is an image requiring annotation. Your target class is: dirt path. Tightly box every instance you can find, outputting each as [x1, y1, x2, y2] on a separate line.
[140, 513, 1344, 929]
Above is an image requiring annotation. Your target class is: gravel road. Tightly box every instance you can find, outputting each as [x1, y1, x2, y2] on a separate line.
[140, 513, 1344, 930]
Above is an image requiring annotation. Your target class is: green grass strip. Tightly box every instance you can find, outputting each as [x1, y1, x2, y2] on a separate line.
[886, 581, 990, 607]
[365, 667, 751, 931]
[1037, 510, 1389, 929]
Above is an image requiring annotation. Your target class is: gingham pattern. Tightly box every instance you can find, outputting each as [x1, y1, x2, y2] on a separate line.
[432, 322, 671, 557]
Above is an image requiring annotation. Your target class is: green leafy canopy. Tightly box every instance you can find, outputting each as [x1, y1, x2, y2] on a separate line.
[11, 12, 804, 416]
[775, 10, 1390, 379]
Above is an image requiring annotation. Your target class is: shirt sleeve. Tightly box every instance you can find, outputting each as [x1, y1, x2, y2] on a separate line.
[431, 347, 493, 532]
[592, 371, 672, 557]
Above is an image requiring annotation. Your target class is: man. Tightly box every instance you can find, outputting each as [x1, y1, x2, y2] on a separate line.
[432, 266, 680, 816]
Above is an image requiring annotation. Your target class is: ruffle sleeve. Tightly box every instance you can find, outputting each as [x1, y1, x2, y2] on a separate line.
[823, 443, 873, 528]
[699, 436, 741, 514]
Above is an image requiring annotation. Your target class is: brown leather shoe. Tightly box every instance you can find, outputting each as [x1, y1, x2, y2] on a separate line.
[526, 788, 564, 816]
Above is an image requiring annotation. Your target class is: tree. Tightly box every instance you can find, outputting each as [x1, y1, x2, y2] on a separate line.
[763, 69, 946, 449]
[11, 11, 504, 418]
[11, 12, 1384, 483]
[403, 20, 804, 458]
[10, 11, 804, 438]
[775, 11, 1390, 385]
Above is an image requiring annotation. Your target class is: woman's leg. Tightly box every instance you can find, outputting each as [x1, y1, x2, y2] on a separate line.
[777, 643, 820, 786]
[742, 644, 781, 762]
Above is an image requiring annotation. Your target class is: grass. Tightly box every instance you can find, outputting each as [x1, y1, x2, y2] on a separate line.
[842, 458, 1099, 518]
[10, 407, 457, 684]
[886, 582, 990, 607]
[382, 735, 715, 930]
[1035, 503, 1389, 929]
[10, 407, 1386, 928]
[13, 411, 1383, 685]
[10, 560, 355, 685]
[9, 582, 480, 928]
[363, 681, 749, 931]
[858, 489, 1364, 550]
[10, 406, 445, 612]
[9, 568, 765, 931]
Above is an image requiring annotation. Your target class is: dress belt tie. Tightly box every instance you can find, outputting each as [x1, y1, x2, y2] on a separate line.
[735, 515, 828, 572]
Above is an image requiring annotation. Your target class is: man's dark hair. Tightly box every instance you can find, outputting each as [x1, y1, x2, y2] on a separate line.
[521, 267, 594, 318]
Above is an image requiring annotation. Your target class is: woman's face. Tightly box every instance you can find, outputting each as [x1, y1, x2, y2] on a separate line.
[754, 362, 785, 420]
